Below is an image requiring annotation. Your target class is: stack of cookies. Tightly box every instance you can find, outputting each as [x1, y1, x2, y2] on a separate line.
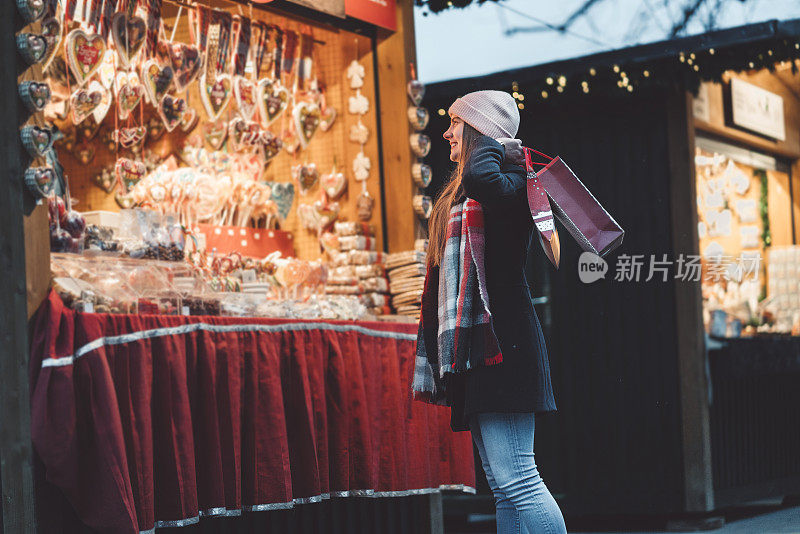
[386, 250, 428, 319]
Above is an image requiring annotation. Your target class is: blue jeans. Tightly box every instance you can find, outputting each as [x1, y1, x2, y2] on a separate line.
[470, 412, 568, 534]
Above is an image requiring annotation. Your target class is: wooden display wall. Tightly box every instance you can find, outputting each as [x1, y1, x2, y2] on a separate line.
[55, 1, 382, 261]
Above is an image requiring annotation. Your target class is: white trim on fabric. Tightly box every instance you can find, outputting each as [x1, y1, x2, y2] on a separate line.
[136, 485, 476, 533]
[42, 321, 417, 368]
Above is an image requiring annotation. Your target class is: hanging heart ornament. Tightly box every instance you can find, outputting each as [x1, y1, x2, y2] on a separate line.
[20, 125, 54, 158]
[166, 43, 203, 91]
[200, 74, 232, 121]
[407, 106, 430, 131]
[111, 13, 147, 68]
[259, 131, 283, 164]
[70, 84, 103, 124]
[114, 127, 146, 148]
[159, 95, 187, 132]
[115, 158, 146, 194]
[180, 107, 199, 133]
[16, 0, 46, 23]
[292, 163, 319, 195]
[234, 77, 257, 121]
[293, 101, 321, 148]
[257, 78, 289, 126]
[268, 182, 295, 221]
[410, 133, 431, 157]
[203, 121, 228, 150]
[141, 60, 174, 105]
[116, 72, 144, 120]
[412, 163, 433, 187]
[16, 33, 48, 65]
[18, 81, 51, 112]
[321, 167, 347, 200]
[313, 200, 340, 229]
[65, 29, 106, 86]
[24, 167, 56, 199]
[407, 80, 425, 106]
[89, 80, 112, 124]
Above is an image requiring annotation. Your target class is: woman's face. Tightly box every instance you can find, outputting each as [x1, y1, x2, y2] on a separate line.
[443, 114, 464, 162]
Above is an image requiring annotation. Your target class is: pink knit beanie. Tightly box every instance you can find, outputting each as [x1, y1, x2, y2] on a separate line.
[447, 90, 520, 139]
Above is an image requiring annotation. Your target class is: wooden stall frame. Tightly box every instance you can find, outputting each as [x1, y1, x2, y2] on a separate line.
[667, 89, 715, 512]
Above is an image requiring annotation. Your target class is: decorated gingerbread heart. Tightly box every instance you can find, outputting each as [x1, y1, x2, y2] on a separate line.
[74, 143, 95, 165]
[141, 60, 174, 105]
[268, 182, 295, 221]
[258, 131, 283, 164]
[293, 101, 321, 148]
[292, 163, 319, 195]
[115, 158, 146, 194]
[24, 166, 55, 199]
[257, 78, 289, 126]
[200, 74, 232, 121]
[412, 162, 433, 187]
[115, 191, 136, 209]
[203, 121, 228, 150]
[234, 77, 257, 121]
[20, 125, 53, 158]
[16, 32, 48, 65]
[111, 13, 146, 68]
[407, 79, 425, 106]
[407, 106, 430, 131]
[65, 29, 106, 86]
[90, 80, 112, 124]
[321, 167, 347, 200]
[116, 76, 144, 120]
[159, 95, 186, 132]
[70, 84, 103, 124]
[113, 126, 146, 148]
[16, 0, 46, 23]
[92, 165, 116, 194]
[18, 81, 51, 112]
[313, 200, 340, 229]
[165, 42, 202, 91]
[146, 116, 165, 142]
[79, 116, 102, 140]
[409, 133, 431, 157]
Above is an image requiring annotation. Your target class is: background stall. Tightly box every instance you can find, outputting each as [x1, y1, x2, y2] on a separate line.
[0, 0, 464, 532]
[424, 19, 800, 525]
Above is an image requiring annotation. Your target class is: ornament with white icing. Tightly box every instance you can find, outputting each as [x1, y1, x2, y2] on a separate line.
[353, 150, 371, 181]
[348, 90, 369, 115]
[346, 59, 365, 89]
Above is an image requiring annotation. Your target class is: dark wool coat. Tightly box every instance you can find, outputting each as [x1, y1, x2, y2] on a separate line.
[445, 135, 558, 432]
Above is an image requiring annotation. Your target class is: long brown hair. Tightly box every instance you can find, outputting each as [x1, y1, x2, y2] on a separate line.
[427, 122, 482, 267]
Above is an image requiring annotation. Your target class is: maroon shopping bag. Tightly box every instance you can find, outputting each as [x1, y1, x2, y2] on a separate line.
[524, 147, 625, 268]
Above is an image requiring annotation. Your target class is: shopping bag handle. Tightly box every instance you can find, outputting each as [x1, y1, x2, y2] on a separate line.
[522, 147, 554, 171]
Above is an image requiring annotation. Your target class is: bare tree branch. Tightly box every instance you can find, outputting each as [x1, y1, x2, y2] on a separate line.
[670, 0, 707, 37]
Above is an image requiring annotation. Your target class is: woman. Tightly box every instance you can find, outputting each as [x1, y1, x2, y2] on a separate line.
[419, 90, 567, 533]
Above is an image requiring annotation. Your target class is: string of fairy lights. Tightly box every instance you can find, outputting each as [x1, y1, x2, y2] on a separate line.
[435, 37, 800, 115]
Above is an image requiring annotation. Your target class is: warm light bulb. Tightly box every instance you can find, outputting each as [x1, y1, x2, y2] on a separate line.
[437, 108, 446, 116]
[556, 86, 563, 93]
[558, 75, 566, 86]
[709, 48, 715, 55]
[512, 91, 519, 98]
[589, 68, 596, 76]
[693, 64, 699, 71]
[518, 103, 524, 109]
[582, 86, 589, 93]
[643, 70, 650, 77]
[613, 65, 620, 73]
[546, 77, 554, 85]
[541, 90, 548, 99]
[518, 94, 524, 101]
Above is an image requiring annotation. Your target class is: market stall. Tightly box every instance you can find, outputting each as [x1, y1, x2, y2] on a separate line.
[425, 19, 800, 521]
[1, 0, 471, 531]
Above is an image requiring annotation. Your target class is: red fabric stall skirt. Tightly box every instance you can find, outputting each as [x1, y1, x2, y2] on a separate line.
[30, 290, 475, 533]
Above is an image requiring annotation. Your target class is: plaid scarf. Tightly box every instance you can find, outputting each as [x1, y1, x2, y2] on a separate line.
[412, 198, 502, 404]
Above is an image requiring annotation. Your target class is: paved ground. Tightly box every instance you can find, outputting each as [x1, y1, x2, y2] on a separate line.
[449, 503, 800, 533]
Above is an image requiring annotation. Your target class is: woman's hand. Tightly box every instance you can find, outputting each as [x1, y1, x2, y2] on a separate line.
[496, 138, 525, 167]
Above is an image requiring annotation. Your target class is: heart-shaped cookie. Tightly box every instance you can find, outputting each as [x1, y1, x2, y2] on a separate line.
[292, 163, 320, 195]
[141, 60, 174, 105]
[115, 158, 146, 194]
[407, 106, 430, 131]
[293, 101, 321, 148]
[18, 81, 51, 112]
[16, 33, 48, 65]
[24, 166, 56, 199]
[407, 79, 425, 106]
[92, 165, 116, 194]
[56, 128, 77, 153]
[65, 29, 106, 86]
[257, 78, 289, 126]
[16, 0, 45, 23]
[70, 85, 103, 124]
[114, 126, 146, 148]
[265, 182, 294, 221]
[200, 74, 232, 121]
[20, 125, 53, 158]
[203, 121, 228, 150]
[321, 167, 347, 200]
[409, 133, 431, 157]
[111, 13, 147, 68]
[313, 200, 340, 229]
[412, 162, 432, 187]
[165, 42, 202, 91]
[413, 194, 433, 219]
[234, 77, 257, 121]
[258, 131, 283, 164]
[229, 118, 261, 152]
[319, 106, 337, 132]
[39, 17, 62, 70]
[160, 95, 186, 132]
[79, 116, 102, 140]
[180, 107, 199, 133]
[116, 78, 144, 120]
